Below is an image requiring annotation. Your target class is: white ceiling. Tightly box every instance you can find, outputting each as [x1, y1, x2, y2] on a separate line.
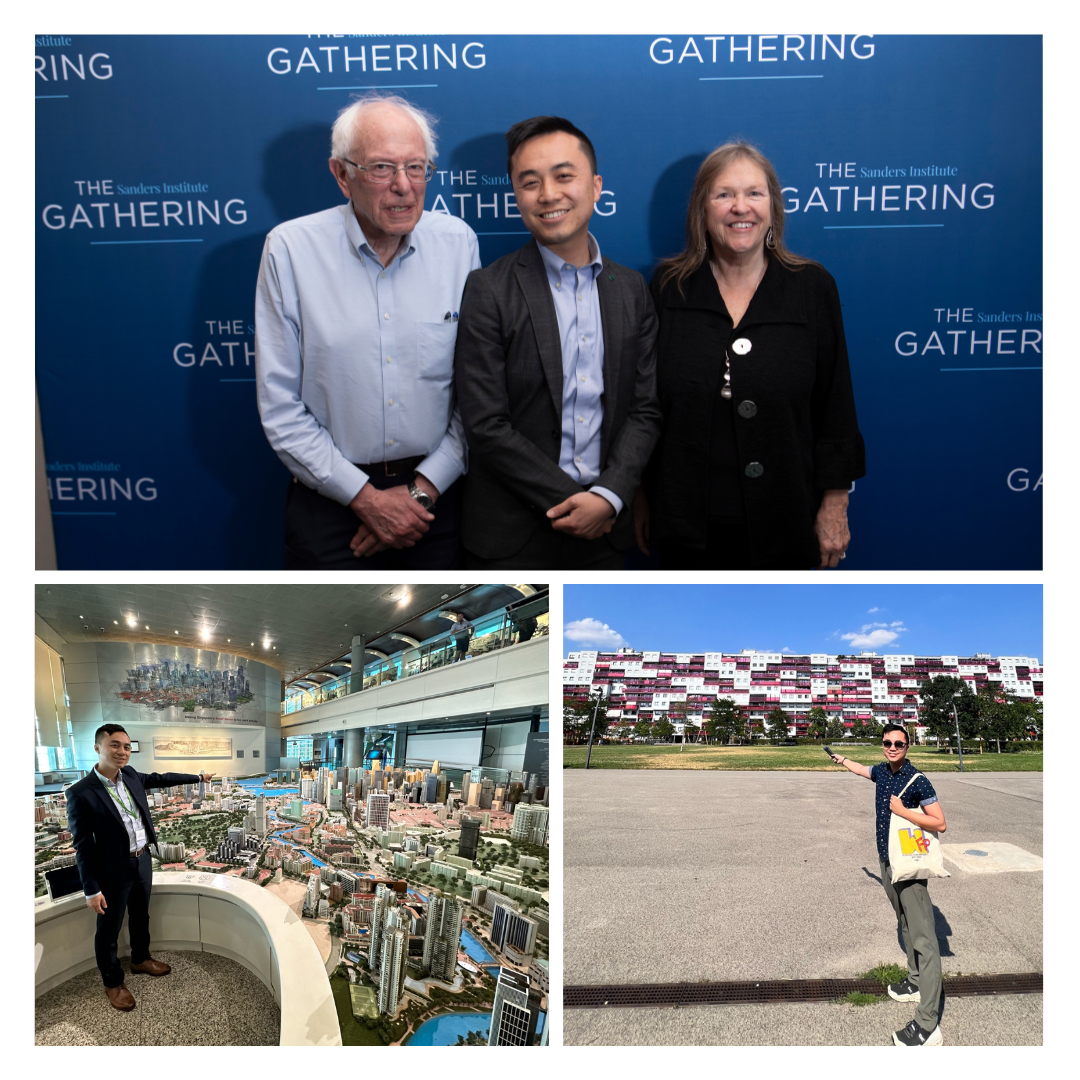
[35, 583, 540, 682]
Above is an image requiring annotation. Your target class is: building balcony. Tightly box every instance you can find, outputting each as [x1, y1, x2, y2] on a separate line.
[34, 872, 340, 1046]
[283, 634, 548, 736]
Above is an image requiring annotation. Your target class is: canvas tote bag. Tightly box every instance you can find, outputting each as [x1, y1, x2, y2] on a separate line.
[888, 773, 950, 883]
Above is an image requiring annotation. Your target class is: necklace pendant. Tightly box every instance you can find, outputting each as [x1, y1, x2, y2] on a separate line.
[720, 386, 732, 399]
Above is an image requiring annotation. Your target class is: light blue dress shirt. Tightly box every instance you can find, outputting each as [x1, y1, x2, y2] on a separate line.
[537, 235, 623, 517]
[255, 203, 481, 506]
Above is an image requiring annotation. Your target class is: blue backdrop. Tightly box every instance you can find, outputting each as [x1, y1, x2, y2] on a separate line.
[35, 34, 1042, 569]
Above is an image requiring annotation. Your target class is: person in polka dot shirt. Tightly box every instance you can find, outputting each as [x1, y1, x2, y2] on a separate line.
[830, 724, 947, 1046]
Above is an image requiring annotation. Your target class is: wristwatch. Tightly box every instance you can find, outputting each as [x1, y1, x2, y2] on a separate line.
[407, 481, 434, 511]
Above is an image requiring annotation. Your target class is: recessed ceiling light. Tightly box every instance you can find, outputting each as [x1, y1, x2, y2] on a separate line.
[144, 625, 149, 630]
[113, 620, 118, 625]
[175, 630, 179, 635]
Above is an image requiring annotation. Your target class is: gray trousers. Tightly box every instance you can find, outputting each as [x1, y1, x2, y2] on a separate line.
[879, 857, 943, 1031]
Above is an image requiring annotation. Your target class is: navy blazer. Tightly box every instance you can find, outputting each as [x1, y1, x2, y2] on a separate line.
[66, 766, 201, 897]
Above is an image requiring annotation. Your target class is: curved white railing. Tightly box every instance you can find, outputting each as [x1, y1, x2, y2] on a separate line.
[34, 871, 341, 1046]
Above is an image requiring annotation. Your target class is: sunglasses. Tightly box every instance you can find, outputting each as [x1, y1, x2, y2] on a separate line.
[882, 740, 908, 749]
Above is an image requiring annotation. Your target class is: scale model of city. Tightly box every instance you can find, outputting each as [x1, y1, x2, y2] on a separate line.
[35, 760, 549, 1046]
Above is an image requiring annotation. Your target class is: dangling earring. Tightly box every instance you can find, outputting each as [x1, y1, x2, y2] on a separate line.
[765, 226, 776, 250]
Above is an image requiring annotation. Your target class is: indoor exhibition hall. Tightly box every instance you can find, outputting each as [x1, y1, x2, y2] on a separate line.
[34, 583, 550, 1046]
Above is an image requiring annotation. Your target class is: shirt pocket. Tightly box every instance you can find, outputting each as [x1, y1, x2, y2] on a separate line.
[415, 321, 458, 384]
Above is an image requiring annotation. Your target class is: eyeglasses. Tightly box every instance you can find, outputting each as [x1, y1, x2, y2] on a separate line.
[882, 740, 908, 749]
[342, 159, 434, 184]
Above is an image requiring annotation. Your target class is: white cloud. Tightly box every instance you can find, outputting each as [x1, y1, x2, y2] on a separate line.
[840, 621, 908, 649]
[868, 606, 882, 613]
[564, 617, 630, 650]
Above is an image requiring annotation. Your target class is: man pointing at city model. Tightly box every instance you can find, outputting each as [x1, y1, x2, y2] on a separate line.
[66, 724, 213, 1011]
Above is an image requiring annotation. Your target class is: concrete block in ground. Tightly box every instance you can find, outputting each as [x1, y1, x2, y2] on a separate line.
[941, 842, 1043, 874]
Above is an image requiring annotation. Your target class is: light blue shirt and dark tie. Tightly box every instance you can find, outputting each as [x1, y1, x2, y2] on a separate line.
[536, 233, 623, 516]
[255, 203, 481, 506]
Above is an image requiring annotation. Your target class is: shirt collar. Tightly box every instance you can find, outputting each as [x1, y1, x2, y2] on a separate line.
[341, 202, 417, 267]
[94, 765, 123, 786]
[537, 232, 603, 277]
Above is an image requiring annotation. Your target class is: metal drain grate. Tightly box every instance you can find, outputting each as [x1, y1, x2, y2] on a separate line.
[564, 973, 1043, 1009]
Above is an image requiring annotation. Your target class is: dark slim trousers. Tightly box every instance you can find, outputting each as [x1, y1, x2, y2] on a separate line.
[95, 850, 153, 988]
[284, 474, 460, 570]
[879, 856, 944, 1031]
[465, 525, 623, 571]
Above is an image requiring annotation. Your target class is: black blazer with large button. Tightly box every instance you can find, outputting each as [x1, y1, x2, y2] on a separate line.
[646, 257, 865, 567]
[454, 239, 662, 559]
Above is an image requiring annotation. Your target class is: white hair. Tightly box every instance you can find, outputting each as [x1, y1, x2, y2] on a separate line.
[330, 94, 438, 175]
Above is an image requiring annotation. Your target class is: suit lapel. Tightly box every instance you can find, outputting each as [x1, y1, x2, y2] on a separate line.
[91, 772, 126, 829]
[121, 766, 153, 824]
[515, 241, 564, 420]
[596, 258, 620, 459]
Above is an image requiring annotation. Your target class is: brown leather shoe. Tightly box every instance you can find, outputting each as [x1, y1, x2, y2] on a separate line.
[105, 983, 136, 1011]
[129, 958, 171, 976]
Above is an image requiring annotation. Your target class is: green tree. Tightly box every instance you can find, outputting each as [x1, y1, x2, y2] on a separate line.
[683, 720, 700, 744]
[667, 700, 687, 742]
[707, 698, 745, 744]
[653, 716, 674, 742]
[806, 706, 829, 739]
[563, 696, 591, 745]
[633, 719, 652, 741]
[766, 707, 791, 743]
[848, 714, 866, 740]
[918, 675, 978, 748]
[825, 715, 847, 741]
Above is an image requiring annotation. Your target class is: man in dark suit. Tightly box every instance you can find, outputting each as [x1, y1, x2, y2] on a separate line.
[66, 724, 213, 1011]
[454, 116, 661, 569]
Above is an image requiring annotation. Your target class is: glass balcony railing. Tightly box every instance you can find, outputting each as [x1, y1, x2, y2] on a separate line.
[282, 597, 549, 716]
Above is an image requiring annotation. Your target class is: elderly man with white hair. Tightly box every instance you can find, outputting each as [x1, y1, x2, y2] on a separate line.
[255, 95, 479, 568]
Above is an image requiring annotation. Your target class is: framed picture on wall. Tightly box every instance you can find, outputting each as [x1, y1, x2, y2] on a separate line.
[129, 740, 140, 752]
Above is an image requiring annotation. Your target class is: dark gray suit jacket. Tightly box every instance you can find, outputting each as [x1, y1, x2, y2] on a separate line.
[454, 239, 661, 560]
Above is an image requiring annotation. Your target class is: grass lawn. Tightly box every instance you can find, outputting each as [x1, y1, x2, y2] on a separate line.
[563, 743, 1043, 772]
[330, 975, 385, 1045]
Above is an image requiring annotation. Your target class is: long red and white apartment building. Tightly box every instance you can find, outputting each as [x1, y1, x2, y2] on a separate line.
[562, 650, 1044, 737]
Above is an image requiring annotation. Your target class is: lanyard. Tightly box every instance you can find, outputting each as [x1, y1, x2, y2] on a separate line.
[99, 772, 140, 822]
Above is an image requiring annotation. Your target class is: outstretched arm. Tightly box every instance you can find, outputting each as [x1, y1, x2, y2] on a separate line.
[828, 751, 872, 780]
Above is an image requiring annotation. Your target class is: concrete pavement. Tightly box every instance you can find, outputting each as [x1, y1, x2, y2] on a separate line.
[565, 771, 1042, 987]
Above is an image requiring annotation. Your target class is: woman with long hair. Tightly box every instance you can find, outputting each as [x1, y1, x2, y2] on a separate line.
[636, 142, 865, 569]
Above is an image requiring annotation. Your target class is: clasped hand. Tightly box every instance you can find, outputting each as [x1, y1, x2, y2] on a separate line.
[547, 492, 616, 540]
[349, 478, 437, 558]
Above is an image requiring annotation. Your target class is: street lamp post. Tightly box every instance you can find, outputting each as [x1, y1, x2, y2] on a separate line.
[951, 701, 965, 773]
[584, 687, 609, 770]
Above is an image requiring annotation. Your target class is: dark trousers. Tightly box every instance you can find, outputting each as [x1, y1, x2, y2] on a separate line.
[284, 474, 460, 570]
[465, 525, 623, 571]
[95, 850, 153, 988]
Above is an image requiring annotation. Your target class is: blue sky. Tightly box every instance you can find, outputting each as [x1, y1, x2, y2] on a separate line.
[563, 585, 1043, 659]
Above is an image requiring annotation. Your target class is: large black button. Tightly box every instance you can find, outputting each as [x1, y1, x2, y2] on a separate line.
[744, 462, 764, 479]
[737, 400, 757, 419]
